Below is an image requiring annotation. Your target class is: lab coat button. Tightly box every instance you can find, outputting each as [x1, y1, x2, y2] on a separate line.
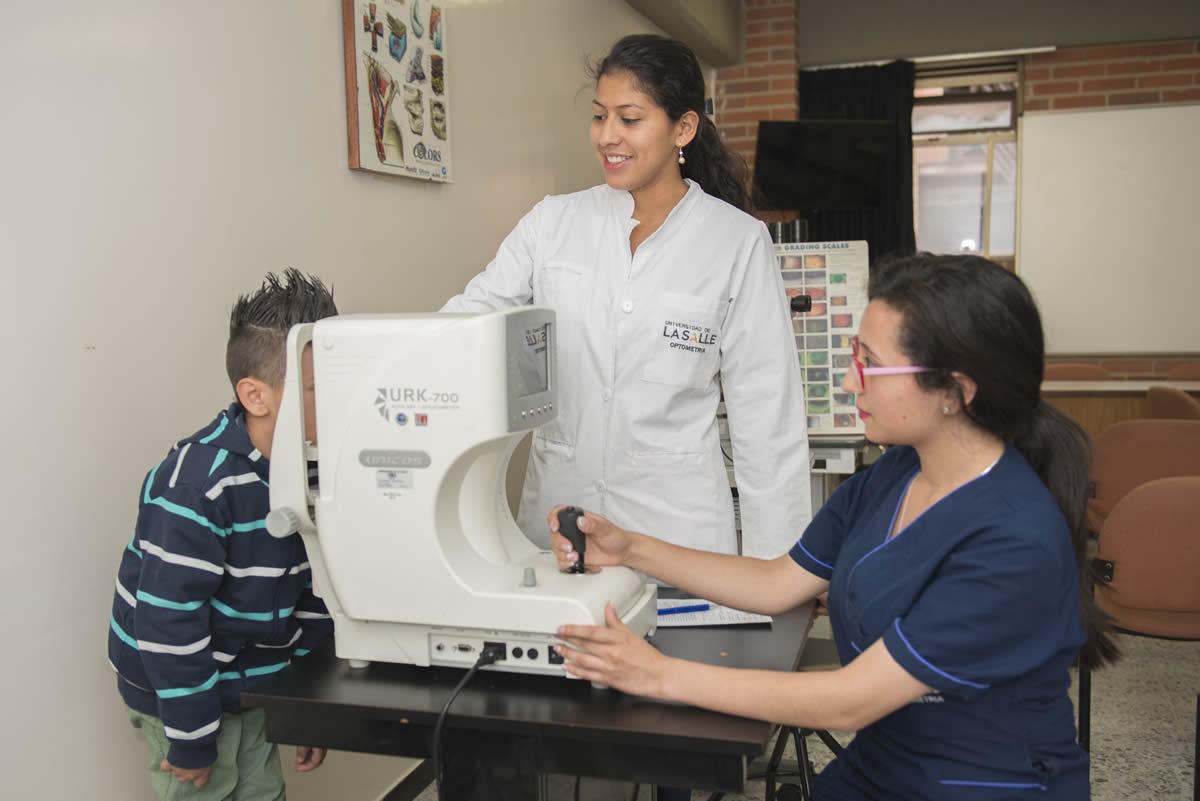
[602, 389, 612, 402]
[621, 300, 634, 313]
[596, 480, 607, 492]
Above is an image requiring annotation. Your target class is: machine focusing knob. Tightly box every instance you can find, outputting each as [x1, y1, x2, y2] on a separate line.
[557, 506, 587, 574]
[265, 508, 302, 539]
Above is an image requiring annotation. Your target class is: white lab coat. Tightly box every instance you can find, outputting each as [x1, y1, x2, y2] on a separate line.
[442, 180, 811, 558]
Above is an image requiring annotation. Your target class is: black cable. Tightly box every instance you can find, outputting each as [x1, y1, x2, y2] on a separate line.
[433, 646, 504, 800]
[630, 783, 641, 801]
[574, 775, 582, 801]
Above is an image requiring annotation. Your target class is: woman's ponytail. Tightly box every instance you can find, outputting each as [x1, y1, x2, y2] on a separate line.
[682, 113, 752, 213]
[1013, 402, 1119, 670]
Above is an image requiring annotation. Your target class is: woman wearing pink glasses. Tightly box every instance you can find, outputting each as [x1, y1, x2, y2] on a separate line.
[549, 253, 1117, 800]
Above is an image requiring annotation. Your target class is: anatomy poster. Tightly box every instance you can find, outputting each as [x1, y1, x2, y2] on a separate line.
[777, 241, 869, 436]
[344, 0, 451, 181]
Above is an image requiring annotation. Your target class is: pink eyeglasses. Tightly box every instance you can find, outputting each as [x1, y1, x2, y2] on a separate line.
[849, 335, 936, 387]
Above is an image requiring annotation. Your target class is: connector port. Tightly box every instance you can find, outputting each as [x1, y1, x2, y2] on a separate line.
[455, 643, 474, 653]
[484, 641, 507, 660]
[548, 647, 564, 665]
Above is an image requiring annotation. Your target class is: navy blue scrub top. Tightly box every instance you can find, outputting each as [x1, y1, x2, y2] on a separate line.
[790, 445, 1089, 800]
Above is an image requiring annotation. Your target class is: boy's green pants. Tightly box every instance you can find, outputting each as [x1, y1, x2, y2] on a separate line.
[129, 708, 285, 801]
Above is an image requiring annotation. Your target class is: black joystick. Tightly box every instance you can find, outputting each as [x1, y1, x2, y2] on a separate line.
[557, 506, 587, 574]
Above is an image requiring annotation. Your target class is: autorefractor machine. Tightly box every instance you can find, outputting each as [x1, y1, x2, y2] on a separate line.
[265, 307, 658, 675]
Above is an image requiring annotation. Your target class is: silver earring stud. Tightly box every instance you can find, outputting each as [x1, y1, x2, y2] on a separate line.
[678, 147, 685, 165]
[943, 406, 951, 416]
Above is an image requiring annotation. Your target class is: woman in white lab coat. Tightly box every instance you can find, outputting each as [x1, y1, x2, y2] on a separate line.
[442, 34, 810, 560]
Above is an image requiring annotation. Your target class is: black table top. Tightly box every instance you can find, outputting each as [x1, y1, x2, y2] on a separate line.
[244, 598, 815, 758]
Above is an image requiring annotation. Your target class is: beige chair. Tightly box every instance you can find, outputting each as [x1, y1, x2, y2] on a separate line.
[1147, 386, 1200, 421]
[1079, 477, 1200, 751]
[1086, 419, 1200, 536]
[1044, 363, 1113, 381]
[1166, 362, 1200, 381]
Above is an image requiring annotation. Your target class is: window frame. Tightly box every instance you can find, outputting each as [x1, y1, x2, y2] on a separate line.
[911, 66, 1020, 266]
[913, 129, 1017, 259]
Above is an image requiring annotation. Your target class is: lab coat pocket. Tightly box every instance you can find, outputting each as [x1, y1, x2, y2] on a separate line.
[641, 292, 723, 390]
[534, 432, 575, 456]
[535, 260, 588, 310]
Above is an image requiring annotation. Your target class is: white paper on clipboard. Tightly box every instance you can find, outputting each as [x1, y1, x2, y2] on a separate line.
[656, 598, 773, 627]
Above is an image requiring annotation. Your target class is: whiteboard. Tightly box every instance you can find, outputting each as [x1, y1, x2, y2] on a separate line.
[1017, 104, 1200, 354]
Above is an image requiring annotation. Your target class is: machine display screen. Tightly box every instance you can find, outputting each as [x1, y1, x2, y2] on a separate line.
[516, 323, 550, 397]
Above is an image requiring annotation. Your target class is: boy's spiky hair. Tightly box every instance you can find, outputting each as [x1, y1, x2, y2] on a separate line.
[226, 268, 338, 389]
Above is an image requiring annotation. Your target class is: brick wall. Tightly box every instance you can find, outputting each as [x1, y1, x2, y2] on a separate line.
[712, 0, 798, 175]
[1024, 38, 1200, 111]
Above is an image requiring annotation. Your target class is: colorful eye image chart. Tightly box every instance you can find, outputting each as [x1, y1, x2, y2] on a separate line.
[778, 240, 869, 435]
[344, 0, 452, 181]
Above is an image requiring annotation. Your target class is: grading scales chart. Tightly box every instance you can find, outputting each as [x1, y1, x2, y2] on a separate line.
[777, 240, 870, 436]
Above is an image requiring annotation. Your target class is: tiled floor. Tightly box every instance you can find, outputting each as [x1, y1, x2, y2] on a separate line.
[414, 625, 1199, 800]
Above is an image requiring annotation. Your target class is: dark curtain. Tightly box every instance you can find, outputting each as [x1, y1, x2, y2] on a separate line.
[797, 61, 916, 263]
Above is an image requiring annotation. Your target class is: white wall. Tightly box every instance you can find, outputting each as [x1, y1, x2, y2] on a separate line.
[0, 2, 660, 799]
[1017, 104, 1200, 354]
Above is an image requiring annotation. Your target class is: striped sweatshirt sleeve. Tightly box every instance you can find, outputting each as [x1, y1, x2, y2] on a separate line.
[133, 478, 228, 769]
[291, 586, 334, 657]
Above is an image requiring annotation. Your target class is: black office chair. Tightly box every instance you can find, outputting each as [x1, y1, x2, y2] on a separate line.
[779, 636, 845, 801]
[704, 636, 845, 801]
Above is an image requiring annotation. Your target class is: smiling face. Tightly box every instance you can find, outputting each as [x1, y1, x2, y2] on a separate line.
[842, 300, 948, 446]
[589, 71, 694, 196]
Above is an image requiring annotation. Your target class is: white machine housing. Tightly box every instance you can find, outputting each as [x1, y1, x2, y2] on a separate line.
[268, 307, 657, 676]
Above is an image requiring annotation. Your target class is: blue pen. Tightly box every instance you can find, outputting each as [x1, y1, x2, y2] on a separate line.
[657, 603, 711, 616]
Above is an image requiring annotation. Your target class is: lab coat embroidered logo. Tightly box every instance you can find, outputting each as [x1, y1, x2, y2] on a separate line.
[662, 319, 717, 354]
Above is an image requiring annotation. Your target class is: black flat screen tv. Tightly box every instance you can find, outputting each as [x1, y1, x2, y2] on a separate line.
[752, 119, 894, 211]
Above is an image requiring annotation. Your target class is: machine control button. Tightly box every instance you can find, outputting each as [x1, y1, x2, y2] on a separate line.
[265, 508, 301, 539]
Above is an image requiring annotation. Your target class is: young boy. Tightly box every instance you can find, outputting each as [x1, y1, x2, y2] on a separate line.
[108, 269, 337, 800]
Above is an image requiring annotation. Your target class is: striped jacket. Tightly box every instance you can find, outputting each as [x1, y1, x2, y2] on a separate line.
[108, 404, 332, 769]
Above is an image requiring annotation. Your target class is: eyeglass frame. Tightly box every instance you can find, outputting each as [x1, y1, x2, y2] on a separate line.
[849, 335, 936, 387]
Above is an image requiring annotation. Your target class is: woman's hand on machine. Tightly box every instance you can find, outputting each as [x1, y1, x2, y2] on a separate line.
[556, 602, 671, 697]
[548, 507, 633, 571]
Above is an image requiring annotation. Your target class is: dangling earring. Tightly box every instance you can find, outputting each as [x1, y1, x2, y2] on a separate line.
[677, 146, 686, 165]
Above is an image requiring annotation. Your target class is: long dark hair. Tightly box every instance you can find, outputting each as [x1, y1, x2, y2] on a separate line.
[870, 253, 1118, 670]
[589, 34, 752, 213]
